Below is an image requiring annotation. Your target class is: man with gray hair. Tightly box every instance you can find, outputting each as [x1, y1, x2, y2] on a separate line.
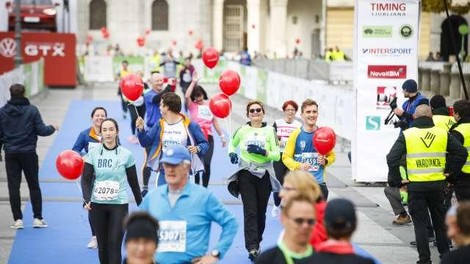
[387, 104, 467, 264]
[0, 84, 59, 229]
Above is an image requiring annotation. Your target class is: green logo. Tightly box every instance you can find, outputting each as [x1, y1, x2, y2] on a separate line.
[362, 26, 393, 38]
[399, 25, 413, 38]
[366, 116, 381, 130]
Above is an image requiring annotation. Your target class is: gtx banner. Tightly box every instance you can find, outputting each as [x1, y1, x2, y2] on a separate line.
[352, 0, 420, 182]
[0, 32, 76, 87]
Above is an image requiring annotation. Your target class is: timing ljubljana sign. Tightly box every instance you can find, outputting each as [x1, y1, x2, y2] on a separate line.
[0, 32, 76, 87]
[353, 0, 419, 182]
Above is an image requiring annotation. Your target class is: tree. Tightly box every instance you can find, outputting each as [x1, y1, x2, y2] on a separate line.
[422, 0, 470, 14]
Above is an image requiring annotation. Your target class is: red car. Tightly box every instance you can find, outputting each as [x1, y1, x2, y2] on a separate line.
[6, 0, 58, 32]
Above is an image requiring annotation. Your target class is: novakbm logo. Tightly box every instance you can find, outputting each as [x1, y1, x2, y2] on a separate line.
[366, 116, 381, 130]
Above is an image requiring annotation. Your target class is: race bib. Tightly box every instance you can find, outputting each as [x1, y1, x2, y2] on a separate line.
[245, 134, 266, 150]
[302, 152, 319, 171]
[158, 221, 187, 252]
[197, 105, 213, 121]
[162, 140, 181, 151]
[88, 142, 100, 153]
[93, 180, 119, 201]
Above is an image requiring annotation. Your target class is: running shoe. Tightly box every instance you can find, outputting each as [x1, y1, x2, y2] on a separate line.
[87, 236, 97, 249]
[10, 219, 24, 229]
[33, 218, 48, 228]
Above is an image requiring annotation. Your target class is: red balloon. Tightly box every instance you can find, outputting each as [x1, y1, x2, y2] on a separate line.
[219, 70, 240, 96]
[313, 127, 336, 155]
[56, 150, 84, 180]
[120, 74, 144, 101]
[145, 29, 151, 35]
[202, 47, 219, 69]
[195, 39, 204, 51]
[209, 93, 232, 118]
[137, 36, 146, 47]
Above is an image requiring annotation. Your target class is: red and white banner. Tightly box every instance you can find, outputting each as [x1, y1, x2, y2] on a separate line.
[0, 32, 76, 87]
[353, 0, 420, 182]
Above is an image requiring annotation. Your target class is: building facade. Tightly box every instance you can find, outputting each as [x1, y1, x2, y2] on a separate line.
[74, 0, 325, 58]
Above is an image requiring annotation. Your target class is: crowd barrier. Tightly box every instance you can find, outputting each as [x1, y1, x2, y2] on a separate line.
[0, 59, 45, 107]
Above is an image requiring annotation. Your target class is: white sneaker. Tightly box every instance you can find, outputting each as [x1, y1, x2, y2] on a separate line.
[87, 236, 97, 249]
[10, 219, 24, 229]
[33, 218, 48, 228]
[271, 206, 281, 218]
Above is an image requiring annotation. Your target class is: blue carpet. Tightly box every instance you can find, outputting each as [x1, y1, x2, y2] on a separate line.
[9, 99, 380, 264]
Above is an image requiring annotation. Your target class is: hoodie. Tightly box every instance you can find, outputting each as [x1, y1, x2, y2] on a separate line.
[0, 97, 55, 153]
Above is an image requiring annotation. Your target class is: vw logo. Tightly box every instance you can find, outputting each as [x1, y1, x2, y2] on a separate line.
[0, 38, 17, 58]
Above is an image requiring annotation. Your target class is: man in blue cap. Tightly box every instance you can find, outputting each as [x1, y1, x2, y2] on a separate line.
[393, 79, 429, 129]
[139, 144, 238, 264]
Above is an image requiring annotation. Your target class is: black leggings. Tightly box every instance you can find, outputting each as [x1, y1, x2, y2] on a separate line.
[91, 203, 128, 264]
[272, 153, 288, 206]
[142, 146, 152, 187]
[238, 170, 272, 251]
[195, 135, 214, 187]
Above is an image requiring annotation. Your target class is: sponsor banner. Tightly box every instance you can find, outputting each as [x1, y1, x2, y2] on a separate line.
[0, 32, 76, 87]
[353, 0, 420, 182]
[84, 56, 114, 82]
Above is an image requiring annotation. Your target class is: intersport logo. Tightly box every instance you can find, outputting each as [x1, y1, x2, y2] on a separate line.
[362, 48, 412, 56]
[367, 65, 407, 79]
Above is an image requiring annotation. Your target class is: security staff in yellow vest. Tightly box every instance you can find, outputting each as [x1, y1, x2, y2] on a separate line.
[430, 95, 456, 131]
[449, 100, 470, 201]
[387, 105, 467, 264]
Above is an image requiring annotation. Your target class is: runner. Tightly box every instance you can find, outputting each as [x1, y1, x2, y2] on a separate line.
[185, 71, 227, 187]
[81, 118, 142, 264]
[227, 100, 281, 261]
[72, 106, 107, 249]
[271, 100, 301, 217]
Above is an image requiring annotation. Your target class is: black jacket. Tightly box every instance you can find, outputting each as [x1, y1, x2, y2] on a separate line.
[449, 117, 470, 186]
[0, 97, 55, 153]
[386, 116, 468, 192]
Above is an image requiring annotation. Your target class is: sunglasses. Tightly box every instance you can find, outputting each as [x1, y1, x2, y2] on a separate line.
[291, 217, 316, 226]
[249, 108, 262, 113]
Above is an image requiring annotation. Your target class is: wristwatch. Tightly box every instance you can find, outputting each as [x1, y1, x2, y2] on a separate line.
[211, 249, 220, 258]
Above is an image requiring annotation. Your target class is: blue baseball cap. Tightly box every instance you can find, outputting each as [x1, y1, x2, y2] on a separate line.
[160, 145, 191, 165]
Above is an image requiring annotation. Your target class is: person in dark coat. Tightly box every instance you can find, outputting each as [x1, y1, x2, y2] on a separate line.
[0, 83, 58, 229]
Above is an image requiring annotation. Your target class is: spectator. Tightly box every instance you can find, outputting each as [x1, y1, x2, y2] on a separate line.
[117, 60, 131, 120]
[122, 212, 159, 264]
[309, 198, 374, 264]
[240, 48, 252, 66]
[442, 202, 470, 264]
[449, 100, 470, 202]
[1, 84, 59, 229]
[255, 193, 317, 263]
[426, 52, 434, 62]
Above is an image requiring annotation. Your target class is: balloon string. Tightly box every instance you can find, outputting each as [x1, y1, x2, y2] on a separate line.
[133, 104, 140, 118]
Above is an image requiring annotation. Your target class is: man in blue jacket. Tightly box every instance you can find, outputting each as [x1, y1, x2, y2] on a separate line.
[393, 79, 429, 129]
[0, 84, 58, 229]
[139, 145, 238, 264]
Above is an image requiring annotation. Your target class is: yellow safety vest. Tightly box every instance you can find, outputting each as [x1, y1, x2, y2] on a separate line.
[432, 115, 455, 132]
[120, 69, 130, 78]
[403, 126, 447, 182]
[454, 123, 470, 173]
